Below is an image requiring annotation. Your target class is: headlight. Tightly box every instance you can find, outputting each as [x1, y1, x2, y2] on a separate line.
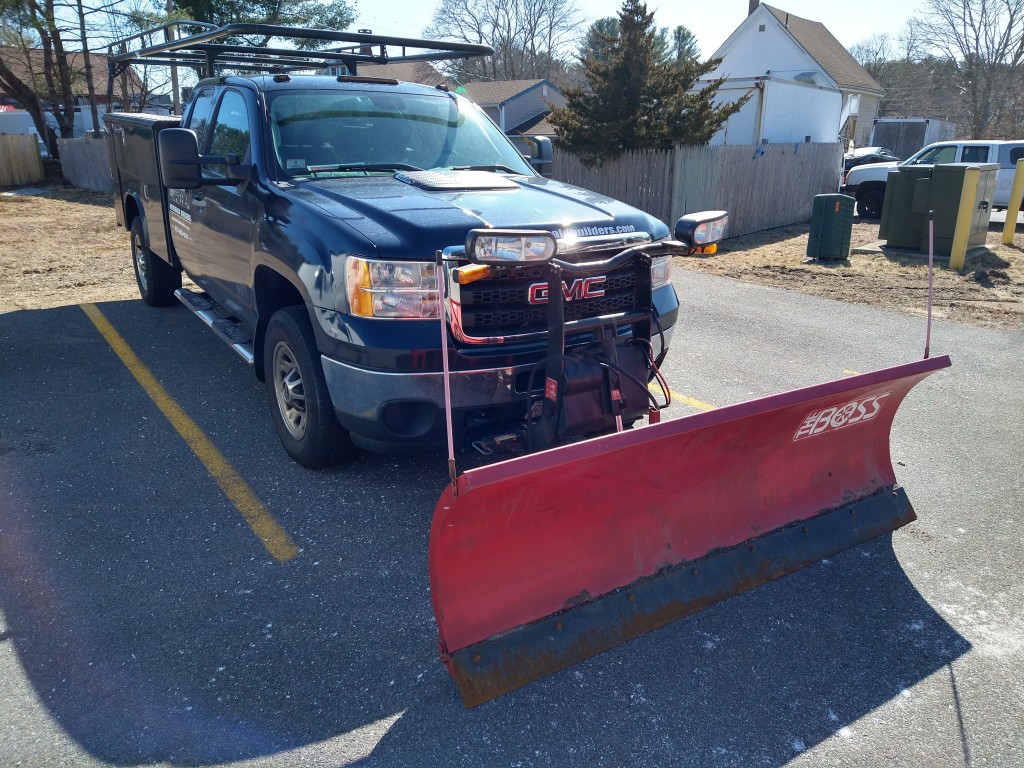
[466, 229, 556, 264]
[345, 256, 439, 319]
[651, 255, 672, 290]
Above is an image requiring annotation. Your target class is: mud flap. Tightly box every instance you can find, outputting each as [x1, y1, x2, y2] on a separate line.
[429, 355, 951, 707]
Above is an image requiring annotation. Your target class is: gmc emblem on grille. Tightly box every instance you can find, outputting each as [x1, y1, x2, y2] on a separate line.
[528, 276, 607, 304]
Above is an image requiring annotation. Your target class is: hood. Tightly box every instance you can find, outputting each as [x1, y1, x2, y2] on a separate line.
[286, 171, 667, 258]
[849, 160, 900, 176]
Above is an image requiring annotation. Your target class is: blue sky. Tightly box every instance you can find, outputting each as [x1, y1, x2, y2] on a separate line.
[352, 0, 921, 58]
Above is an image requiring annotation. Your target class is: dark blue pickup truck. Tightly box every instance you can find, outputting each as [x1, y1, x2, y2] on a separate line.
[104, 25, 726, 467]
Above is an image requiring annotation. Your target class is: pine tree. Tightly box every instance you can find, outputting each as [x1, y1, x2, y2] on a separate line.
[549, 0, 747, 167]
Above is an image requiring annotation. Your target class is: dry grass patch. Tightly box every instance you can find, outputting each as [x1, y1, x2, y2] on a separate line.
[682, 220, 1024, 329]
[0, 188, 135, 312]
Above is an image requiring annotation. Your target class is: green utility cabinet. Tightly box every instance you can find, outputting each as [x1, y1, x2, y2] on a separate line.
[806, 194, 855, 260]
[878, 165, 933, 248]
[926, 163, 998, 255]
[878, 162, 998, 257]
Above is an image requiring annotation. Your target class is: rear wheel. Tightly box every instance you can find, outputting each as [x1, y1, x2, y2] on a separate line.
[264, 306, 353, 468]
[856, 188, 884, 219]
[130, 218, 181, 306]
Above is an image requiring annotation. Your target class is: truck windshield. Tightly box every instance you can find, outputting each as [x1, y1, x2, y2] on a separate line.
[268, 89, 535, 179]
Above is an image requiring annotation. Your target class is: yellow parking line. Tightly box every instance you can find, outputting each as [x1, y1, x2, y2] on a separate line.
[81, 303, 299, 563]
[843, 369, 860, 376]
[651, 384, 716, 411]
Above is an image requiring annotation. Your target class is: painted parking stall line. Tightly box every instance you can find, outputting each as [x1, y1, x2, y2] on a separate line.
[651, 383, 716, 412]
[80, 303, 300, 563]
[654, 366, 867, 414]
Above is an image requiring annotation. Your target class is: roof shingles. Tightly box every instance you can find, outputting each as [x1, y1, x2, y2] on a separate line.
[762, 4, 882, 94]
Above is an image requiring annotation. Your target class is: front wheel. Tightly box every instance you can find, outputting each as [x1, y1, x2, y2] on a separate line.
[856, 188, 884, 219]
[264, 306, 354, 468]
[130, 218, 181, 306]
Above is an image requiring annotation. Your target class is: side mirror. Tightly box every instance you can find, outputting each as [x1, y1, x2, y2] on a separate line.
[674, 211, 728, 247]
[158, 128, 202, 189]
[527, 136, 553, 178]
[158, 129, 251, 188]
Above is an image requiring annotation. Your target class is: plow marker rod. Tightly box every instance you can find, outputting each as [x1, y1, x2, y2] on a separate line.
[429, 355, 952, 706]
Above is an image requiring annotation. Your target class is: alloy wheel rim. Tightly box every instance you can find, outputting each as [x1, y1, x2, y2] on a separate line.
[273, 341, 306, 440]
[133, 232, 148, 292]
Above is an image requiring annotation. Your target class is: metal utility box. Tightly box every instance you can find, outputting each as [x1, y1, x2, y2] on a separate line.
[925, 163, 998, 256]
[878, 165, 933, 247]
[807, 194, 855, 260]
[879, 163, 998, 260]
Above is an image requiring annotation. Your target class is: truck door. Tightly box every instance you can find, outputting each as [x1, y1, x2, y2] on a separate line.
[181, 88, 259, 322]
[168, 86, 217, 282]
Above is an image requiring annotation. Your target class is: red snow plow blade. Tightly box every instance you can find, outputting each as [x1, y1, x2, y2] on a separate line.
[430, 355, 951, 707]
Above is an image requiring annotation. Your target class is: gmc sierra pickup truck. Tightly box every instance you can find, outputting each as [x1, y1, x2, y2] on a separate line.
[104, 24, 726, 467]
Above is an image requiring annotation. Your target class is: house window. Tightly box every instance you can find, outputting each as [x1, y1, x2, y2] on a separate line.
[758, 24, 766, 31]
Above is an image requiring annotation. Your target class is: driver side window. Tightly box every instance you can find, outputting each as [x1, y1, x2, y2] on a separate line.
[206, 90, 251, 177]
[187, 87, 218, 150]
[915, 146, 957, 164]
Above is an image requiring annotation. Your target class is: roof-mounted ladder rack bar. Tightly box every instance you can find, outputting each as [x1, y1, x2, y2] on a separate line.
[105, 22, 493, 108]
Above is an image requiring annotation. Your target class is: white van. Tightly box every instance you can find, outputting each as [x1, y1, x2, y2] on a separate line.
[0, 110, 49, 158]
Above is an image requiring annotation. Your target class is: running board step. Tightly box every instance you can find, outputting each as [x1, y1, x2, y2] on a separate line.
[174, 288, 255, 365]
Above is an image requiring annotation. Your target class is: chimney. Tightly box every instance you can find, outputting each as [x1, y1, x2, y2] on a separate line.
[749, 0, 759, 13]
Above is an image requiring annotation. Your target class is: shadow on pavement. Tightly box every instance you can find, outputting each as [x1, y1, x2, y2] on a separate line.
[0, 302, 970, 766]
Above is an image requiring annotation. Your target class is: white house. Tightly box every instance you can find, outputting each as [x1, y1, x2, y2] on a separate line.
[702, 3, 883, 147]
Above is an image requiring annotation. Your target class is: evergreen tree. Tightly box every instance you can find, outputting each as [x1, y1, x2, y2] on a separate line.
[175, 0, 355, 48]
[549, 0, 746, 167]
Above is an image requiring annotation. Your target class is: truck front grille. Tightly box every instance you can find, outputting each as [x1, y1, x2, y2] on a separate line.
[454, 261, 639, 341]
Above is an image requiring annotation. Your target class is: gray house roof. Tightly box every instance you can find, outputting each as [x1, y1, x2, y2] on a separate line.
[762, 4, 882, 94]
[456, 79, 565, 136]
[457, 80, 553, 106]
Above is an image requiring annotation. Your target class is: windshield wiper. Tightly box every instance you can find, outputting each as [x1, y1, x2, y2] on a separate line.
[308, 162, 423, 174]
[450, 164, 524, 174]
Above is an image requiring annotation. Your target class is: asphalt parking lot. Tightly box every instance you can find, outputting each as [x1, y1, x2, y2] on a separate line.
[1, 270, 1021, 767]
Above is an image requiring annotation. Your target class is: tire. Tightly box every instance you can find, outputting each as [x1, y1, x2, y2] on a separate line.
[131, 218, 181, 306]
[264, 306, 354, 468]
[856, 188, 884, 219]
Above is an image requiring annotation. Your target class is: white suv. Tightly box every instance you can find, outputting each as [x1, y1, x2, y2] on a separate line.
[840, 140, 1024, 218]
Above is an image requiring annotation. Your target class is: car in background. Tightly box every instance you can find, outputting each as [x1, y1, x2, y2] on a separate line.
[841, 139, 1024, 218]
[843, 146, 900, 172]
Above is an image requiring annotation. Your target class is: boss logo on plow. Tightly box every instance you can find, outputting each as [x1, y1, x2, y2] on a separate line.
[793, 393, 891, 441]
[528, 276, 606, 305]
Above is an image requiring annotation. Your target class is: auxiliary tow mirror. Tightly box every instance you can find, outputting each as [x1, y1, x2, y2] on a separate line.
[158, 129, 251, 189]
[527, 136, 553, 178]
[674, 211, 729, 247]
[157, 128, 203, 189]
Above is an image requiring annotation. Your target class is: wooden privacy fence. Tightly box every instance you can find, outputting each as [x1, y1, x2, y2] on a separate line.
[57, 137, 112, 192]
[0, 134, 45, 187]
[552, 143, 843, 239]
